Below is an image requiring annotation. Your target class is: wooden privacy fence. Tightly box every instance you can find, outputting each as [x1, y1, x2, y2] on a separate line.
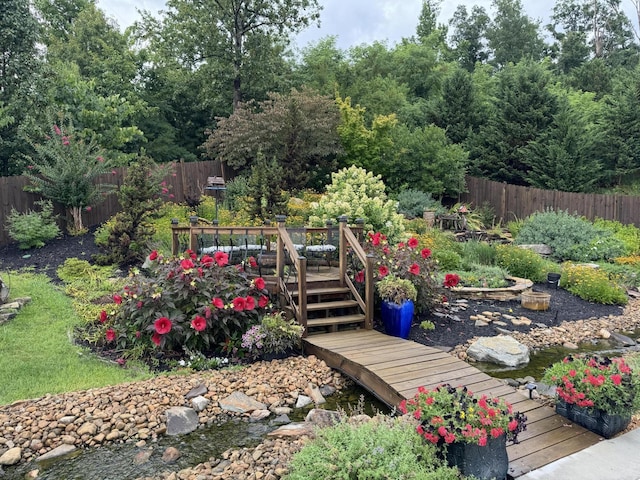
[0, 160, 220, 247]
[461, 176, 640, 227]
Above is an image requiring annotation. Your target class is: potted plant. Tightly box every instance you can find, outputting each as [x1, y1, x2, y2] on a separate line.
[542, 354, 640, 438]
[241, 312, 305, 360]
[400, 384, 527, 480]
[376, 275, 418, 339]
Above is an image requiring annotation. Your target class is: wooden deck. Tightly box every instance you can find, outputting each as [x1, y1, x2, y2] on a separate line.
[303, 330, 602, 478]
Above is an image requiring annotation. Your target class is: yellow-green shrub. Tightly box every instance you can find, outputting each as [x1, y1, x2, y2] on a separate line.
[562, 263, 628, 305]
[495, 244, 552, 282]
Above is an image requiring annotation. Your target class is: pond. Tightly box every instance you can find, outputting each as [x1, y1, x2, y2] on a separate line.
[3, 385, 388, 480]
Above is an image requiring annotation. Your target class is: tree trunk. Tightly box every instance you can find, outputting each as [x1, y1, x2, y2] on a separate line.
[69, 206, 84, 233]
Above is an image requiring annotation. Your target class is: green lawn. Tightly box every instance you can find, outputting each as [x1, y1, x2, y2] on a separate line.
[0, 272, 151, 405]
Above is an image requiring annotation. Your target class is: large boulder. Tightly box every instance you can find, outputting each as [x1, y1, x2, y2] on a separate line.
[165, 406, 199, 435]
[467, 336, 530, 367]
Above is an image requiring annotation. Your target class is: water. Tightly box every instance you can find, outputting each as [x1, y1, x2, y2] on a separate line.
[3, 386, 388, 480]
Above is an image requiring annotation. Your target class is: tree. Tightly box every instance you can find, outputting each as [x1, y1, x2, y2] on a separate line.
[24, 123, 114, 233]
[295, 36, 350, 96]
[204, 87, 342, 191]
[140, 0, 321, 111]
[486, 0, 546, 67]
[246, 153, 287, 219]
[448, 5, 490, 71]
[433, 68, 482, 145]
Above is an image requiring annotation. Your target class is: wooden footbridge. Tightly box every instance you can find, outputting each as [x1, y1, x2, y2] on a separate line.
[173, 217, 604, 478]
[304, 330, 601, 478]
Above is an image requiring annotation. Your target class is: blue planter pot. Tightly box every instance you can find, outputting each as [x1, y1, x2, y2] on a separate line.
[381, 300, 414, 339]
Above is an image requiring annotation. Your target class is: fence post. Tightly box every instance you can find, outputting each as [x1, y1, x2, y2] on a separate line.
[338, 215, 348, 287]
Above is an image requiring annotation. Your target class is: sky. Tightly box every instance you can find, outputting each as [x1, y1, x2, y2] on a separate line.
[98, 0, 637, 51]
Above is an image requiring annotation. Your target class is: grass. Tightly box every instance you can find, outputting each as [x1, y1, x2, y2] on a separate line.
[0, 271, 151, 405]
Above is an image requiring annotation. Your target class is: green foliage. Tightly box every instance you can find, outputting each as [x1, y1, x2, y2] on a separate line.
[24, 123, 114, 233]
[495, 244, 552, 282]
[506, 218, 524, 238]
[562, 263, 628, 305]
[222, 175, 250, 211]
[457, 265, 510, 288]
[94, 251, 272, 358]
[396, 188, 441, 219]
[420, 320, 435, 331]
[433, 249, 462, 271]
[515, 210, 624, 262]
[598, 262, 640, 290]
[6, 200, 60, 249]
[376, 275, 418, 304]
[459, 239, 497, 267]
[309, 165, 405, 241]
[94, 155, 170, 266]
[246, 153, 288, 220]
[286, 416, 460, 480]
[241, 311, 304, 358]
[593, 219, 640, 256]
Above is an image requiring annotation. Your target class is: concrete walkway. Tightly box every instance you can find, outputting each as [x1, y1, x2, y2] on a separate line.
[518, 428, 640, 480]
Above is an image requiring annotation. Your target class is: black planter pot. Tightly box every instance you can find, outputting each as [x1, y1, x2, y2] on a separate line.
[547, 272, 561, 289]
[555, 400, 631, 439]
[445, 435, 509, 480]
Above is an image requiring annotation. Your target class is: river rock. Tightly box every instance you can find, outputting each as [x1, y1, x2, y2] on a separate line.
[598, 328, 611, 339]
[185, 384, 207, 399]
[0, 447, 21, 466]
[467, 335, 530, 367]
[249, 409, 271, 422]
[305, 409, 342, 427]
[271, 414, 291, 426]
[191, 395, 209, 412]
[267, 423, 313, 438]
[162, 446, 181, 463]
[165, 407, 199, 436]
[306, 383, 326, 405]
[134, 449, 153, 465]
[77, 422, 98, 436]
[319, 385, 336, 397]
[511, 316, 532, 326]
[295, 395, 313, 408]
[219, 391, 267, 413]
[36, 444, 77, 463]
[610, 331, 637, 346]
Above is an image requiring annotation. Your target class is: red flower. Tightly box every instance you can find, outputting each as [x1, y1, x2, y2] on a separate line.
[113, 294, 122, 305]
[407, 237, 418, 249]
[398, 242, 405, 248]
[248, 256, 258, 268]
[214, 251, 229, 266]
[99, 310, 108, 323]
[232, 297, 246, 311]
[478, 436, 487, 447]
[378, 265, 389, 278]
[154, 316, 172, 334]
[212, 297, 224, 309]
[135, 331, 141, 338]
[508, 419, 519, 431]
[180, 258, 194, 270]
[611, 374, 622, 386]
[408, 263, 420, 275]
[201, 255, 214, 266]
[443, 273, 460, 288]
[191, 315, 206, 332]
[258, 295, 269, 308]
[382, 246, 390, 255]
[244, 296, 256, 310]
[151, 332, 161, 346]
[254, 277, 266, 290]
[137, 301, 143, 309]
[53, 124, 62, 135]
[421, 248, 431, 259]
[186, 249, 197, 259]
[369, 232, 382, 246]
[105, 328, 116, 342]
[355, 270, 365, 283]
[148, 250, 158, 261]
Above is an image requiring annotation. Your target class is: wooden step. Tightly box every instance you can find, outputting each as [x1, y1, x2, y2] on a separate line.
[291, 286, 351, 297]
[306, 300, 359, 311]
[306, 314, 366, 328]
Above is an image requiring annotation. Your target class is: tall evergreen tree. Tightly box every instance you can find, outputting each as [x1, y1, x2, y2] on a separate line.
[448, 5, 490, 71]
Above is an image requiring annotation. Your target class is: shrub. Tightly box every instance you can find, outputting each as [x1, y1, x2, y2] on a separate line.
[94, 250, 273, 358]
[6, 200, 60, 249]
[433, 250, 462, 271]
[308, 166, 405, 241]
[460, 239, 497, 268]
[594, 219, 640, 256]
[286, 416, 460, 480]
[515, 210, 624, 262]
[495, 244, 552, 282]
[562, 263, 628, 305]
[222, 175, 250, 211]
[241, 311, 304, 358]
[396, 188, 441, 219]
[456, 265, 510, 288]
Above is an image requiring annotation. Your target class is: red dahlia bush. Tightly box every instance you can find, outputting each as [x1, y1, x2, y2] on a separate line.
[97, 249, 272, 356]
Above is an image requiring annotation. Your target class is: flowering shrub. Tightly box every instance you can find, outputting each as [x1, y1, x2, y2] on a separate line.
[97, 249, 272, 356]
[542, 355, 640, 417]
[363, 232, 443, 313]
[561, 263, 628, 305]
[241, 311, 304, 359]
[399, 384, 527, 446]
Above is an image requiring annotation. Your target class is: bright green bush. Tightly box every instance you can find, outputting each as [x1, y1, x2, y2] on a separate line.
[285, 416, 459, 480]
[460, 239, 497, 268]
[593, 219, 640, 256]
[396, 188, 441, 219]
[515, 210, 624, 262]
[562, 263, 628, 305]
[308, 166, 405, 241]
[456, 265, 510, 288]
[598, 262, 640, 290]
[495, 244, 553, 282]
[433, 250, 462, 271]
[6, 200, 61, 249]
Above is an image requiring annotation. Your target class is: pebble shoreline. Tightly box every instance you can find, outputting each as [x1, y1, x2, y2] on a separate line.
[2, 300, 640, 479]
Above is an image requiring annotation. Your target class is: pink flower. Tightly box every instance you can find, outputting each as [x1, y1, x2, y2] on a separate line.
[258, 295, 269, 308]
[105, 328, 116, 342]
[53, 125, 62, 135]
[162, 188, 169, 194]
[407, 237, 418, 249]
[201, 255, 214, 266]
[62, 136, 70, 146]
[154, 317, 172, 334]
[408, 263, 420, 275]
[112, 170, 117, 175]
[151, 332, 161, 346]
[181, 258, 194, 270]
[99, 310, 108, 323]
[421, 248, 431, 259]
[149, 250, 158, 261]
[232, 297, 246, 311]
[136, 301, 143, 309]
[27, 165, 34, 170]
[478, 436, 487, 447]
[191, 315, 206, 331]
[254, 277, 265, 290]
[135, 331, 141, 338]
[214, 251, 229, 266]
[244, 296, 256, 310]
[248, 256, 258, 268]
[611, 374, 622, 386]
[212, 297, 224, 308]
[97, 156, 104, 163]
[113, 294, 122, 305]
[169, 194, 175, 199]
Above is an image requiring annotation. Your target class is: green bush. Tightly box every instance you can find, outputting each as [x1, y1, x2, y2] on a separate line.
[456, 264, 510, 288]
[6, 200, 61, 249]
[396, 188, 441, 219]
[598, 262, 640, 290]
[241, 311, 304, 358]
[515, 209, 624, 262]
[285, 416, 460, 480]
[562, 263, 628, 305]
[433, 250, 462, 271]
[593, 219, 640, 256]
[222, 175, 250, 211]
[495, 244, 552, 282]
[459, 240, 497, 268]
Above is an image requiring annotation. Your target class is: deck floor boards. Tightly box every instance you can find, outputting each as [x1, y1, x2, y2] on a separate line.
[303, 329, 601, 478]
